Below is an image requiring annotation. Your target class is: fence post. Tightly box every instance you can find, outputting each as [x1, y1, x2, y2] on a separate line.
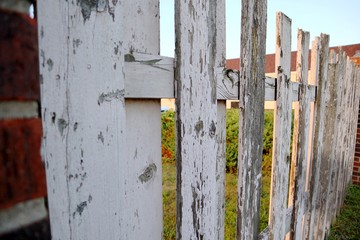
[268, 12, 292, 240]
[315, 49, 339, 239]
[329, 50, 346, 224]
[289, 29, 310, 240]
[175, 1, 225, 239]
[237, 0, 267, 239]
[322, 50, 341, 236]
[37, 1, 163, 239]
[306, 34, 329, 240]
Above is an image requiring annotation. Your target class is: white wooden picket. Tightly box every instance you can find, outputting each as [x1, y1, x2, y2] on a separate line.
[237, 1, 267, 239]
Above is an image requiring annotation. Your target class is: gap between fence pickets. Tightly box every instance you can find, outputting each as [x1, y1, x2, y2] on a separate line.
[124, 52, 316, 101]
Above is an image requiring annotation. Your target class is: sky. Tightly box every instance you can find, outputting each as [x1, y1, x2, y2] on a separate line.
[160, 0, 360, 59]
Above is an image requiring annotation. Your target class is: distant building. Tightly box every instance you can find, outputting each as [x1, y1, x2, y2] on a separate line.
[226, 43, 360, 109]
[161, 43, 360, 110]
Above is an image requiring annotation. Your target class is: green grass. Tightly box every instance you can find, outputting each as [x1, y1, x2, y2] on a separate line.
[328, 184, 360, 240]
[163, 163, 177, 239]
[224, 171, 237, 239]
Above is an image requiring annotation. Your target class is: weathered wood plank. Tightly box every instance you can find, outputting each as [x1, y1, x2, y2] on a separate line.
[323, 50, 341, 234]
[38, 1, 163, 239]
[335, 57, 354, 216]
[269, 12, 292, 240]
[333, 52, 348, 219]
[124, 53, 174, 98]
[307, 34, 330, 240]
[175, 1, 224, 239]
[341, 59, 352, 192]
[124, 99, 162, 239]
[37, 2, 71, 237]
[304, 38, 320, 239]
[329, 50, 346, 225]
[38, 1, 127, 239]
[120, 1, 163, 238]
[316, 52, 338, 239]
[237, 0, 267, 239]
[124, 56, 316, 101]
[218, 68, 239, 100]
[123, 53, 237, 100]
[215, 1, 226, 238]
[289, 29, 311, 240]
[265, 78, 316, 102]
[216, 101, 226, 240]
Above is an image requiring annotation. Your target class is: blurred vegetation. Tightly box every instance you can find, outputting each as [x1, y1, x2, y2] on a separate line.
[161, 110, 176, 163]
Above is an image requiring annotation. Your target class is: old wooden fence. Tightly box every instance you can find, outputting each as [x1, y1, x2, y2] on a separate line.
[37, 0, 360, 239]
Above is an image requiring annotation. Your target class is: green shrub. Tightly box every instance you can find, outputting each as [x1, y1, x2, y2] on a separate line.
[161, 110, 176, 163]
[225, 109, 274, 172]
[263, 111, 275, 155]
[226, 109, 240, 173]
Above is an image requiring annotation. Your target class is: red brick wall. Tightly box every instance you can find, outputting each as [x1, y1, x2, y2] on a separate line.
[0, 119, 45, 209]
[0, 9, 40, 101]
[0, 9, 46, 210]
[353, 107, 360, 185]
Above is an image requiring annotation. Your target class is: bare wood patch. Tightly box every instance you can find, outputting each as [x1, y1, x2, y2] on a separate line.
[237, 1, 267, 239]
[175, 1, 225, 239]
[289, 29, 311, 240]
[269, 12, 292, 240]
[307, 34, 330, 240]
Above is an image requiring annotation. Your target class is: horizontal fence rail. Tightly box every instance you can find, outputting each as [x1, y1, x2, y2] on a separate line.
[124, 54, 316, 102]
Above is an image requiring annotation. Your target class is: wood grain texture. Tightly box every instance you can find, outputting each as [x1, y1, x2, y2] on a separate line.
[38, 1, 126, 238]
[237, 0, 267, 239]
[124, 53, 174, 98]
[269, 12, 292, 240]
[175, 1, 224, 239]
[216, 101, 226, 240]
[111, 1, 164, 238]
[125, 57, 315, 101]
[304, 37, 320, 240]
[328, 51, 346, 225]
[322, 50, 339, 236]
[316, 57, 337, 240]
[289, 29, 310, 240]
[335, 57, 353, 216]
[340, 59, 352, 195]
[124, 53, 237, 100]
[307, 34, 329, 240]
[333, 52, 348, 219]
[214, 1, 226, 238]
[38, 1, 162, 239]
